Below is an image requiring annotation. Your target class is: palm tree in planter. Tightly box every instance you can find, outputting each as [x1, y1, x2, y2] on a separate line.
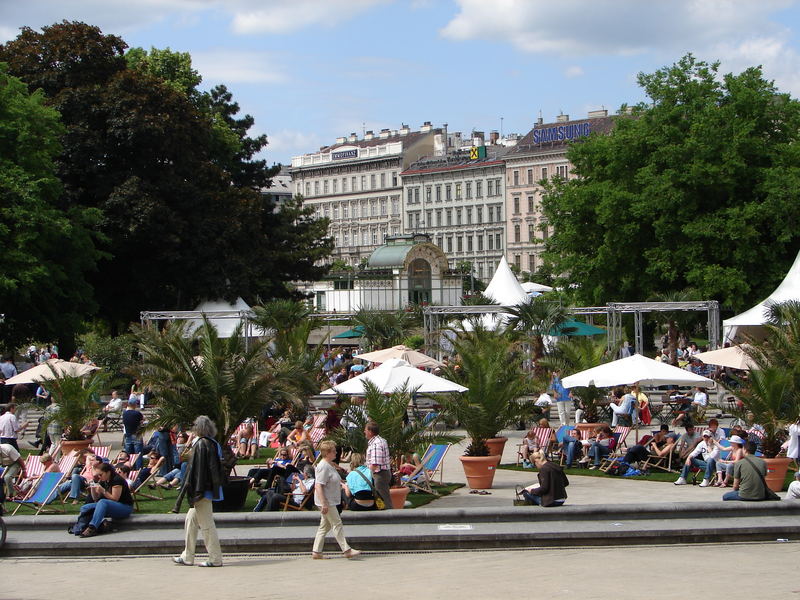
[133, 318, 310, 510]
[326, 381, 462, 507]
[42, 369, 109, 453]
[439, 325, 530, 489]
[506, 295, 572, 372]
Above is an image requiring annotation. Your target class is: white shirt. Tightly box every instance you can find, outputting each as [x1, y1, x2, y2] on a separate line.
[786, 423, 800, 460]
[535, 393, 552, 407]
[0, 412, 19, 438]
[785, 480, 800, 500]
[693, 391, 708, 407]
[107, 398, 124, 412]
[689, 439, 721, 461]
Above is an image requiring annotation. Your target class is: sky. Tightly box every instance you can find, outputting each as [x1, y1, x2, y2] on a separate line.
[3, 0, 800, 166]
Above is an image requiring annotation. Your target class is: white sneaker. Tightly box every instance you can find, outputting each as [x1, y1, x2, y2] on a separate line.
[674, 477, 687, 485]
[699, 479, 710, 487]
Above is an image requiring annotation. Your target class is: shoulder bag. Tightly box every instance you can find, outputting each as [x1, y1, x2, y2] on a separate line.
[742, 456, 781, 501]
[353, 468, 386, 509]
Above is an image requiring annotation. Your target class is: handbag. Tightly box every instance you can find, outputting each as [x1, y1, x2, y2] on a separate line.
[353, 468, 385, 509]
[743, 457, 781, 501]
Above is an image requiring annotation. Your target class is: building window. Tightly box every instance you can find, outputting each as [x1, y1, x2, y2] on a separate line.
[333, 205, 339, 220]
[315, 291, 326, 311]
[541, 224, 549, 241]
[466, 181, 472, 199]
[391, 198, 399, 215]
[436, 185, 442, 201]
[372, 230, 378, 245]
[380, 199, 387, 215]
[456, 209, 462, 225]
[487, 207, 493, 223]
[362, 230, 369, 245]
[527, 196, 534, 213]
[513, 197, 520, 214]
[334, 278, 354, 290]
[380, 173, 385, 188]
[436, 236, 443, 248]
[487, 180, 494, 196]
[371, 201, 378, 216]
[467, 236, 473, 251]
[392, 171, 398, 186]
[352, 176, 357, 191]
[342, 177, 348, 192]
[515, 254, 521, 269]
[370, 174, 376, 189]
[323, 180, 329, 194]
[343, 231, 349, 246]
[323, 204, 330, 218]
[514, 224, 520, 242]
[528, 254, 535, 271]
[556, 165, 569, 178]
[457, 236, 463, 252]
[477, 235, 484, 251]
[455, 183, 462, 199]
[445, 185, 452, 201]
[436, 210, 442, 226]
[541, 167, 548, 179]
[496, 205, 502, 220]
[343, 204, 349, 219]
[513, 170, 519, 186]
[476, 181, 483, 197]
[466, 208, 472, 224]
[305, 182, 311, 196]
[332, 179, 338, 194]
[529, 223, 535, 241]
[477, 207, 483, 223]
[426, 186, 432, 202]
[360, 175, 366, 190]
[446, 209, 452, 226]
[446, 237, 453, 252]
[392, 226, 399, 235]
[488, 235, 494, 250]
[426, 210, 432, 226]
[407, 189, 413, 203]
[414, 187, 420, 203]
[527, 169, 533, 184]
[495, 233, 502, 249]
[314, 181, 320, 195]
[361, 202, 367, 217]
[408, 213, 414, 229]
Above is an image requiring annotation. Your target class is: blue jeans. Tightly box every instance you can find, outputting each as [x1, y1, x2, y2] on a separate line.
[59, 474, 86, 499]
[680, 457, 716, 480]
[123, 435, 144, 469]
[722, 490, 761, 501]
[521, 490, 565, 507]
[589, 443, 611, 466]
[81, 499, 133, 528]
[563, 437, 581, 466]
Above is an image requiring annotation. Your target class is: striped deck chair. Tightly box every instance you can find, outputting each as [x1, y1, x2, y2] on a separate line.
[598, 428, 631, 471]
[90, 445, 111, 459]
[613, 426, 632, 449]
[402, 443, 451, 493]
[516, 427, 556, 464]
[12, 455, 46, 499]
[12, 472, 68, 515]
[308, 413, 327, 447]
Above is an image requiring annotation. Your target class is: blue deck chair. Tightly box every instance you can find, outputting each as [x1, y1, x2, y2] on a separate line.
[12, 472, 66, 515]
[402, 443, 451, 494]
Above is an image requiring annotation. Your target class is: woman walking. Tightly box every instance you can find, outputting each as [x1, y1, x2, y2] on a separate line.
[312, 440, 360, 559]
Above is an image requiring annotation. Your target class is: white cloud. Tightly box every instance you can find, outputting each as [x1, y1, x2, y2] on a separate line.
[267, 129, 324, 161]
[0, 25, 18, 42]
[564, 65, 584, 79]
[441, 0, 796, 57]
[192, 49, 288, 84]
[713, 35, 800, 96]
[230, 0, 390, 34]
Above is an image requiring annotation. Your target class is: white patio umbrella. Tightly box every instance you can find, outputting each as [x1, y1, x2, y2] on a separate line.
[321, 358, 467, 395]
[356, 345, 443, 369]
[561, 354, 714, 389]
[4, 359, 100, 385]
[694, 345, 758, 371]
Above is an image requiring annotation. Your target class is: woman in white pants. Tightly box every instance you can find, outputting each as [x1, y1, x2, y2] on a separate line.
[312, 440, 360, 560]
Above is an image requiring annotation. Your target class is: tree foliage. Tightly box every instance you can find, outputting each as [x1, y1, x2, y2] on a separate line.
[0, 63, 100, 350]
[541, 54, 800, 313]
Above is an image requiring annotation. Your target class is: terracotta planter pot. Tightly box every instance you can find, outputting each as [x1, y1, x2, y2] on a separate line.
[389, 486, 410, 509]
[460, 454, 501, 489]
[60, 438, 93, 456]
[485, 437, 508, 458]
[763, 457, 792, 493]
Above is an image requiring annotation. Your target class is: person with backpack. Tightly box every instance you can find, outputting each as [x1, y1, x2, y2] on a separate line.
[173, 416, 225, 567]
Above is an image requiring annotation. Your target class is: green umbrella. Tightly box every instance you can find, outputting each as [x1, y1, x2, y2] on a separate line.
[333, 326, 366, 339]
[548, 320, 606, 336]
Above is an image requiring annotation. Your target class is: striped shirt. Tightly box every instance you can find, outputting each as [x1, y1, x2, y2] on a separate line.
[367, 435, 390, 471]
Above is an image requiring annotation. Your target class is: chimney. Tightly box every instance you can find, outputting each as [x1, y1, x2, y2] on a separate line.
[399, 124, 410, 135]
[335, 136, 346, 144]
[537, 110, 543, 125]
[489, 130, 499, 145]
[556, 113, 569, 123]
[588, 109, 608, 119]
[349, 132, 357, 142]
[379, 128, 390, 139]
[364, 130, 374, 140]
[420, 121, 432, 133]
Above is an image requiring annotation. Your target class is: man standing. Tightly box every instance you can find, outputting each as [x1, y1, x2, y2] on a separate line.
[173, 415, 224, 567]
[0, 442, 26, 502]
[365, 421, 392, 509]
[0, 403, 28, 450]
[551, 369, 570, 427]
[122, 399, 144, 469]
[723, 441, 770, 501]
[42, 396, 62, 454]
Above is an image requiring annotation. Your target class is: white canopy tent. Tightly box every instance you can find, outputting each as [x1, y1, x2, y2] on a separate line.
[321, 358, 467, 395]
[188, 297, 254, 338]
[724, 250, 800, 341]
[561, 354, 714, 389]
[462, 256, 529, 331]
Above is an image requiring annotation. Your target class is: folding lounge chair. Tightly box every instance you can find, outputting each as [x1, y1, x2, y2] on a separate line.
[516, 427, 556, 465]
[281, 488, 314, 511]
[12, 472, 68, 515]
[402, 443, 451, 494]
[90, 445, 111, 459]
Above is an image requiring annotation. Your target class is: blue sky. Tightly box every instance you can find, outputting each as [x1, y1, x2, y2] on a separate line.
[3, 0, 800, 165]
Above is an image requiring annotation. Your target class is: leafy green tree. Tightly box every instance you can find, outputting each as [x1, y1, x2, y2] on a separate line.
[0, 63, 100, 350]
[542, 54, 800, 313]
[125, 46, 202, 98]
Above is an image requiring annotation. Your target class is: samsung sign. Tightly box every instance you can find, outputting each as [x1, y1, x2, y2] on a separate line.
[332, 149, 359, 160]
[532, 122, 591, 144]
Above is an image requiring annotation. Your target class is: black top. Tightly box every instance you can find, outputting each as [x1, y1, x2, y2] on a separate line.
[122, 409, 143, 436]
[102, 473, 134, 506]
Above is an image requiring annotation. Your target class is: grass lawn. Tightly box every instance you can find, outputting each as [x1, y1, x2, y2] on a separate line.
[500, 463, 797, 490]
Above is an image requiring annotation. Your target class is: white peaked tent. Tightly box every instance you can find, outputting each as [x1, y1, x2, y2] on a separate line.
[321, 358, 468, 395]
[463, 256, 529, 330]
[189, 297, 253, 338]
[561, 354, 714, 389]
[724, 250, 800, 341]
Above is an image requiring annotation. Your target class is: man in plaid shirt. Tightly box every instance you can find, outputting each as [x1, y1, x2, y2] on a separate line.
[365, 422, 392, 509]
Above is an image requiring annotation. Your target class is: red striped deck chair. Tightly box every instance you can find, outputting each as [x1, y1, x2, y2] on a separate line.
[309, 414, 327, 446]
[516, 427, 556, 464]
[613, 426, 631, 450]
[90, 445, 111, 459]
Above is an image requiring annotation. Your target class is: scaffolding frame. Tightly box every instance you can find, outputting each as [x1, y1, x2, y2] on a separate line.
[140, 310, 257, 349]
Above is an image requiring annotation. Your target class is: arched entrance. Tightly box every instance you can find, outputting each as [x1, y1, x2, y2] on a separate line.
[408, 258, 432, 304]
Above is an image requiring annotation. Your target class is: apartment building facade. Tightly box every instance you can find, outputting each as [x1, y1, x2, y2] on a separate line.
[289, 123, 445, 266]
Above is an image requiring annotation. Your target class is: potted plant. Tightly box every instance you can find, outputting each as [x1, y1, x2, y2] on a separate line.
[327, 381, 461, 508]
[133, 317, 312, 511]
[42, 370, 108, 454]
[440, 326, 529, 488]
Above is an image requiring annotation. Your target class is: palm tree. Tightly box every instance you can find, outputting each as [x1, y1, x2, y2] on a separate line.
[538, 336, 612, 422]
[326, 381, 461, 474]
[505, 295, 572, 364]
[43, 370, 110, 441]
[351, 308, 418, 350]
[439, 326, 530, 455]
[132, 318, 308, 468]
